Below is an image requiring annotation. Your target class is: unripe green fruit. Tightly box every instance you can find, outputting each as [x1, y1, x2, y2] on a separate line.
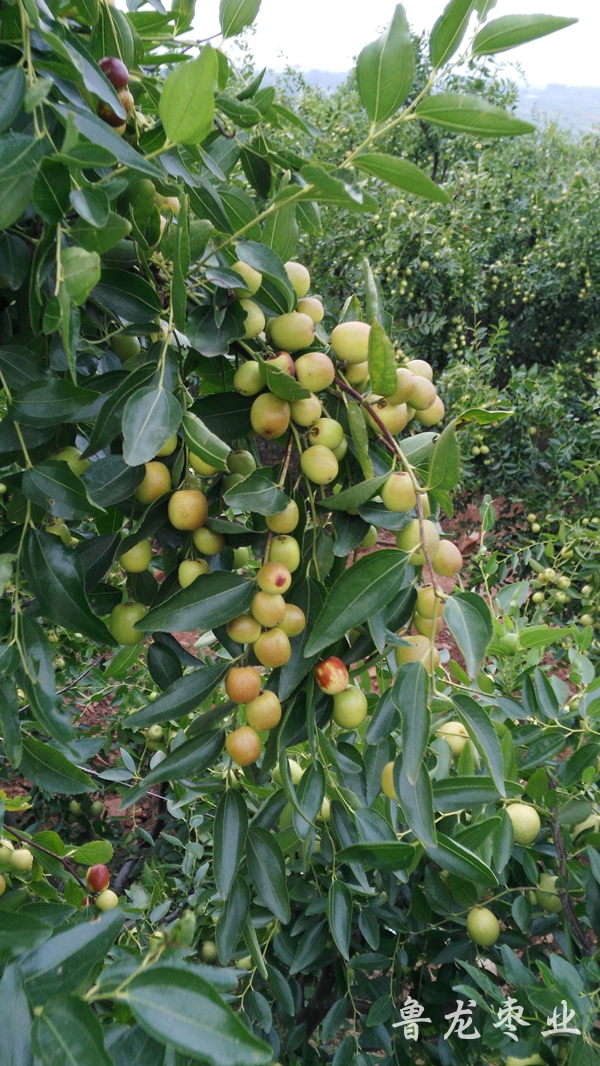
[381, 761, 398, 799]
[413, 612, 442, 638]
[556, 576, 570, 590]
[110, 334, 141, 360]
[266, 499, 299, 533]
[69, 800, 82, 816]
[119, 540, 152, 573]
[466, 906, 500, 947]
[581, 585, 593, 597]
[500, 632, 519, 654]
[290, 393, 322, 426]
[296, 296, 324, 323]
[433, 540, 463, 578]
[0, 874, 6, 896]
[232, 261, 262, 297]
[295, 352, 335, 391]
[279, 603, 306, 637]
[234, 361, 263, 396]
[415, 396, 445, 426]
[189, 453, 218, 476]
[251, 393, 290, 439]
[331, 321, 371, 364]
[532, 592, 545, 604]
[381, 472, 417, 513]
[360, 525, 378, 548]
[531, 522, 541, 533]
[317, 797, 331, 823]
[345, 361, 369, 388]
[54, 657, 66, 670]
[245, 690, 282, 730]
[253, 627, 291, 668]
[416, 585, 438, 620]
[505, 1055, 544, 1066]
[240, 299, 266, 340]
[395, 635, 440, 671]
[227, 614, 262, 644]
[233, 546, 250, 568]
[409, 378, 437, 411]
[201, 939, 219, 963]
[96, 889, 119, 911]
[300, 445, 338, 485]
[135, 462, 171, 504]
[405, 359, 433, 381]
[535, 872, 562, 913]
[168, 489, 208, 531]
[223, 473, 245, 493]
[580, 614, 595, 627]
[269, 535, 301, 573]
[273, 758, 303, 785]
[364, 399, 408, 436]
[146, 724, 164, 742]
[284, 261, 311, 298]
[506, 803, 541, 845]
[332, 438, 348, 461]
[10, 848, 33, 872]
[308, 418, 344, 450]
[109, 602, 146, 645]
[388, 368, 416, 405]
[472, 446, 481, 457]
[332, 687, 368, 728]
[90, 800, 104, 817]
[270, 312, 315, 352]
[436, 720, 469, 756]
[395, 519, 440, 566]
[54, 446, 90, 476]
[156, 434, 178, 457]
[228, 450, 256, 476]
[178, 559, 210, 587]
[0, 839, 14, 864]
[479, 444, 489, 455]
[527, 513, 537, 524]
[193, 528, 224, 556]
[251, 591, 287, 628]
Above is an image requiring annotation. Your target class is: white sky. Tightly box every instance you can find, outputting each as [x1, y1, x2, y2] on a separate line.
[197, 0, 598, 88]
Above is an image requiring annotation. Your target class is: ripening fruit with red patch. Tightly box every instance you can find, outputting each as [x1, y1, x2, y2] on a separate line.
[226, 725, 262, 766]
[99, 56, 129, 90]
[97, 88, 134, 127]
[225, 667, 261, 704]
[257, 561, 292, 595]
[267, 351, 296, 376]
[315, 657, 349, 695]
[86, 864, 110, 893]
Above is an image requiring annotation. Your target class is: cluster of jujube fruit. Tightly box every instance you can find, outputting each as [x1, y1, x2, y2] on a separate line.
[0, 840, 117, 911]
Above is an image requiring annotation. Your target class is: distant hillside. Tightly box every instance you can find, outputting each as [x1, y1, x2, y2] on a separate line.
[298, 71, 600, 132]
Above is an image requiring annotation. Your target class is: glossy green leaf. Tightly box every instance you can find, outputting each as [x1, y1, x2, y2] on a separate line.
[0, 234, 30, 290]
[62, 247, 102, 306]
[69, 840, 114, 865]
[124, 964, 272, 1065]
[444, 591, 493, 678]
[316, 473, 389, 512]
[105, 1025, 165, 1066]
[32, 995, 112, 1066]
[136, 572, 253, 634]
[236, 240, 295, 314]
[473, 14, 577, 55]
[336, 841, 415, 871]
[22, 529, 115, 646]
[127, 662, 230, 730]
[81, 455, 144, 507]
[0, 67, 26, 133]
[83, 365, 157, 459]
[293, 761, 325, 838]
[289, 921, 327, 975]
[354, 151, 450, 203]
[356, 4, 415, 123]
[0, 912, 53, 962]
[32, 159, 71, 224]
[70, 186, 110, 228]
[9, 380, 100, 427]
[453, 693, 506, 796]
[182, 410, 231, 472]
[220, 0, 262, 38]
[304, 548, 408, 657]
[246, 827, 290, 924]
[71, 212, 132, 255]
[214, 789, 248, 900]
[425, 832, 497, 886]
[160, 46, 219, 145]
[392, 662, 429, 785]
[368, 321, 397, 397]
[0, 679, 22, 768]
[432, 776, 506, 812]
[300, 164, 376, 212]
[217, 876, 250, 964]
[0, 133, 48, 231]
[223, 469, 290, 515]
[328, 881, 352, 960]
[428, 419, 460, 490]
[0, 965, 32, 1066]
[22, 460, 102, 520]
[21, 909, 123, 1005]
[20, 736, 94, 795]
[416, 93, 535, 136]
[396, 760, 437, 848]
[122, 387, 182, 467]
[19, 615, 74, 744]
[430, 0, 475, 68]
[92, 268, 162, 322]
[120, 730, 225, 808]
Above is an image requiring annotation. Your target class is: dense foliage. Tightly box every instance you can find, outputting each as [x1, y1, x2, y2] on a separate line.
[0, 2, 599, 1066]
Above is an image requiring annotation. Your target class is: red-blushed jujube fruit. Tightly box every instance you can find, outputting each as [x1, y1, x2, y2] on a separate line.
[315, 656, 349, 694]
[99, 56, 129, 89]
[86, 864, 110, 893]
[257, 561, 292, 594]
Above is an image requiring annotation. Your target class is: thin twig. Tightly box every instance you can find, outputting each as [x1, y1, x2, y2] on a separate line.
[5, 827, 88, 892]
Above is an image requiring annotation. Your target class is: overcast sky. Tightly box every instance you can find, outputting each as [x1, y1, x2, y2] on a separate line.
[197, 0, 597, 88]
